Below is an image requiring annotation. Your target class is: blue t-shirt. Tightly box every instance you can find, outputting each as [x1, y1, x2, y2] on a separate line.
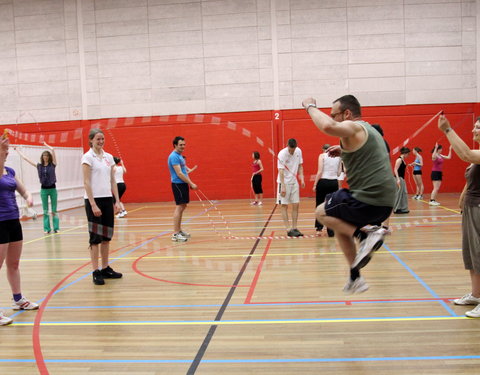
[168, 151, 187, 184]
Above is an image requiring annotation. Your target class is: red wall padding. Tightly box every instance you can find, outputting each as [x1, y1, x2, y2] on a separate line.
[5, 103, 479, 202]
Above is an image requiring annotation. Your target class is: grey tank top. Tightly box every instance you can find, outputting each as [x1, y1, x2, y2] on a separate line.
[465, 164, 480, 206]
[340, 121, 396, 207]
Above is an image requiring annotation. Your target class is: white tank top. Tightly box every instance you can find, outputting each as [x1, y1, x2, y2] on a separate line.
[321, 154, 340, 180]
[114, 166, 125, 183]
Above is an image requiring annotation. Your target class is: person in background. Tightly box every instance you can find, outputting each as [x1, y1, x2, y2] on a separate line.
[251, 151, 264, 206]
[313, 143, 341, 236]
[411, 147, 424, 200]
[0, 136, 39, 326]
[277, 138, 305, 237]
[82, 129, 122, 285]
[113, 157, 127, 218]
[429, 143, 452, 206]
[393, 147, 410, 214]
[16, 142, 59, 234]
[438, 114, 480, 318]
[168, 136, 198, 242]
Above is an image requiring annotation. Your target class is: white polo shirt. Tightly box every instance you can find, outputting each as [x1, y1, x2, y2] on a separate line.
[81, 148, 114, 198]
[277, 147, 303, 184]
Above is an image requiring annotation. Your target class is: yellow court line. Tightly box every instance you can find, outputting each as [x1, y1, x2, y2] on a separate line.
[20, 249, 462, 262]
[13, 316, 468, 327]
[418, 200, 461, 214]
[24, 224, 86, 245]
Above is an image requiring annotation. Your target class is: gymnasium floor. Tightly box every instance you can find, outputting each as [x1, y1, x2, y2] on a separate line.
[1, 193, 479, 374]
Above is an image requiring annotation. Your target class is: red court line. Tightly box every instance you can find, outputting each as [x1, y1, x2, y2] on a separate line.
[132, 247, 249, 288]
[33, 235, 166, 375]
[244, 231, 274, 304]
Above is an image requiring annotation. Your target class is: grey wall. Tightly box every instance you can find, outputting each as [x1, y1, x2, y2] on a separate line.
[0, 0, 477, 124]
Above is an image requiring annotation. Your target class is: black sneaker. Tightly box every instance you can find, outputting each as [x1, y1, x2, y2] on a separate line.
[92, 270, 105, 285]
[101, 266, 123, 279]
[292, 228, 304, 237]
[287, 229, 296, 237]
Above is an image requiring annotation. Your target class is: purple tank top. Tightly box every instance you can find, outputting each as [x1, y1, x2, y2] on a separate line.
[0, 166, 20, 221]
[432, 155, 444, 172]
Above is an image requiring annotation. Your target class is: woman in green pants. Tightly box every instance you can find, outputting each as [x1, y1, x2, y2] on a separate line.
[16, 142, 59, 233]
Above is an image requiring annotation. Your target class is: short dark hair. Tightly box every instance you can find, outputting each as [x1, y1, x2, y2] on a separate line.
[371, 124, 384, 136]
[173, 136, 184, 147]
[287, 138, 297, 148]
[432, 144, 443, 153]
[414, 147, 422, 153]
[253, 151, 260, 160]
[113, 157, 121, 164]
[322, 144, 330, 150]
[333, 95, 361, 117]
[400, 147, 410, 155]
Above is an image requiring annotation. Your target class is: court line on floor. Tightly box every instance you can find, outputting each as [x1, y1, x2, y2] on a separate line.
[10, 315, 472, 327]
[187, 205, 278, 375]
[384, 243, 457, 317]
[2, 354, 480, 364]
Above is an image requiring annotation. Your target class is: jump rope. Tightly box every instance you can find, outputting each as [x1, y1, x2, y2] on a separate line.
[3, 109, 471, 239]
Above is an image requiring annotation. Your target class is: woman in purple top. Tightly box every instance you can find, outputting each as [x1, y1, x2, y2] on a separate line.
[429, 143, 452, 206]
[16, 142, 59, 233]
[0, 136, 38, 326]
[438, 115, 480, 318]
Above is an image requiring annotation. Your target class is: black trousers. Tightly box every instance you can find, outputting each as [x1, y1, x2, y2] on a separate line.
[315, 179, 338, 236]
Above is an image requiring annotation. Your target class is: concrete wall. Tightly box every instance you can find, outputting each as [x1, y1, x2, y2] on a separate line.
[0, 0, 477, 125]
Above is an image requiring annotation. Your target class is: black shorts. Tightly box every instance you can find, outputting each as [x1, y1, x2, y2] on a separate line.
[413, 170, 422, 175]
[85, 197, 114, 245]
[324, 188, 392, 228]
[172, 183, 190, 205]
[431, 171, 442, 181]
[117, 183, 126, 199]
[0, 219, 23, 244]
[252, 174, 263, 194]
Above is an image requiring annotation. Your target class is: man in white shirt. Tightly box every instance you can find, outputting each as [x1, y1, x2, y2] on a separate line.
[277, 138, 305, 237]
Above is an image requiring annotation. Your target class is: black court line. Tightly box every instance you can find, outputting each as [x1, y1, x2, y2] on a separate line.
[186, 204, 277, 374]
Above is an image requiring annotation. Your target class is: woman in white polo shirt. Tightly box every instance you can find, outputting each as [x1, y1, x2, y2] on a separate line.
[82, 129, 122, 285]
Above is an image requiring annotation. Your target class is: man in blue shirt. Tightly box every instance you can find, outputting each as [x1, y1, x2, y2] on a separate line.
[168, 136, 198, 242]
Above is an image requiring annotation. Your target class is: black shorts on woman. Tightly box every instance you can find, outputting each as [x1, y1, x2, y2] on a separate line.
[85, 197, 114, 244]
[324, 188, 392, 228]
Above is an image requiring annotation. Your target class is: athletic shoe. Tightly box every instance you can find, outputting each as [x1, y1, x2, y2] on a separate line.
[101, 266, 123, 279]
[0, 311, 13, 326]
[92, 269, 105, 285]
[429, 200, 440, 206]
[293, 228, 304, 237]
[394, 209, 409, 214]
[352, 228, 386, 270]
[465, 304, 480, 318]
[116, 213, 123, 218]
[180, 230, 191, 238]
[412, 195, 419, 200]
[417, 195, 423, 200]
[123, 210, 128, 215]
[250, 201, 258, 206]
[453, 293, 480, 305]
[287, 229, 296, 237]
[172, 232, 188, 242]
[343, 276, 369, 294]
[257, 202, 263, 206]
[12, 297, 39, 310]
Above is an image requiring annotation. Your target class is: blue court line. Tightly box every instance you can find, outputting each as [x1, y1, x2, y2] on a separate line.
[11, 205, 218, 319]
[384, 244, 458, 317]
[0, 298, 457, 310]
[1, 355, 479, 364]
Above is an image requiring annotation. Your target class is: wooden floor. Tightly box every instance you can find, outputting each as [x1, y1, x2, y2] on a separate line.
[1, 193, 479, 374]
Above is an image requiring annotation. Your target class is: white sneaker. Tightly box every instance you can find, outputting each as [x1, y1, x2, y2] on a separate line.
[257, 202, 263, 206]
[0, 311, 13, 326]
[171, 232, 188, 242]
[12, 297, 39, 310]
[465, 304, 480, 318]
[179, 230, 191, 238]
[343, 276, 369, 294]
[412, 195, 418, 200]
[116, 213, 123, 218]
[453, 293, 480, 305]
[250, 201, 258, 206]
[352, 227, 386, 270]
[429, 200, 440, 206]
